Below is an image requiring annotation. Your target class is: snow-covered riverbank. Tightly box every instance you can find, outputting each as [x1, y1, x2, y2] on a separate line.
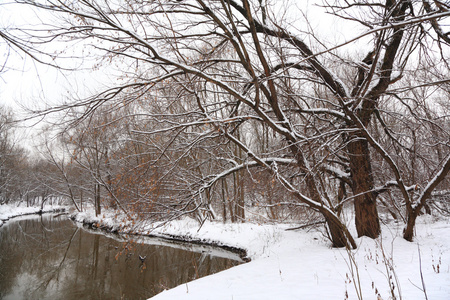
[150, 218, 450, 300]
[0, 203, 67, 227]
[2, 205, 449, 299]
[70, 209, 450, 300]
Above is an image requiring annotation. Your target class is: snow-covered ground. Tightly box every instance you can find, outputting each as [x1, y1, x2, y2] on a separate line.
[150, 218, 449, 300]
[0, 203, 66, 227]
[71, 209, 450, 300]
[2, 205, 449, 299]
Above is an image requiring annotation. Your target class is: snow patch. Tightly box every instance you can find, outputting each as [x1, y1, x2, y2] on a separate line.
[0, 203, 67, 226]
[67, 209, 450, 300]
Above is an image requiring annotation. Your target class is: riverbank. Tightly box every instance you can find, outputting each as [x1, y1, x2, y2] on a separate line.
[2, 205, 448, 299]
[0, 203, 67, 227]
[70, 209, 450, 300]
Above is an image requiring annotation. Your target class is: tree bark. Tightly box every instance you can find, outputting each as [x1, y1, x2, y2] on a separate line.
[347, 136, 381, 238]
[403, 210, 418, 242]
[324, 213, 350, 248]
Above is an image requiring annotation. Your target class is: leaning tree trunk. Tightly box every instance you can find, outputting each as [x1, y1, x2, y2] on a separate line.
[404, 155, 450, 241]
[290, 143, 355, 248]
[347, 136, 381, 238]
[323, 213, 352, 248]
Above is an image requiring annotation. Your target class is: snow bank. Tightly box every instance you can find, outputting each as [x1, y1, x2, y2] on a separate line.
[150, 217, 450, 300]
[70, 209, 450, 300]
[0, 203, 67, 227]
[70, 209, 280, 260]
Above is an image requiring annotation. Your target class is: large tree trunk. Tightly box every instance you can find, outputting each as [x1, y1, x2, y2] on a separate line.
[347, 136, 381, 238]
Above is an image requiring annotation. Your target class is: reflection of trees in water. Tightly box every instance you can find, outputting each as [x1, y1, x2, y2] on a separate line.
[0, 216, 77, 298]
[0, 216, 240, 299]
[35, 226, 80, 292]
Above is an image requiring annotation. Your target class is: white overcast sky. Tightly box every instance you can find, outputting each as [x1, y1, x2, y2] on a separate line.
[1, 0, 366, 106]
[0, 1, 115, 150]
[0, 0, 368, 150]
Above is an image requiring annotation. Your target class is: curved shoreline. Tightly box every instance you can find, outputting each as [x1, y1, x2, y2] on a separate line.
[72, 215, 250, 262]
[0, 207, 67, 227]
[3, 207, 450, 299]
[0, 207, 249, 262]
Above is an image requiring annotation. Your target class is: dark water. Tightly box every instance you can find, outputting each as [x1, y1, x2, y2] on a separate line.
[0, 215, 241, 300]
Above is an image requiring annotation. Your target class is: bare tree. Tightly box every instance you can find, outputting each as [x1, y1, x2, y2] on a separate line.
[7, 0, 450, 246]
[0, 106, 30, 205]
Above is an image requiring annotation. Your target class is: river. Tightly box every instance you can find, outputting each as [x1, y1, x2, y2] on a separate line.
[0, 214, 241, 299]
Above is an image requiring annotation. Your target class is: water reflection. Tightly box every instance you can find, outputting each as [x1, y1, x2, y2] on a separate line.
[0, 215, 240, 300]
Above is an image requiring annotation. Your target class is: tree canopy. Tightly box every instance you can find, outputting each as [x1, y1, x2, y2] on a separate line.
[1, 0, 450, 247]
